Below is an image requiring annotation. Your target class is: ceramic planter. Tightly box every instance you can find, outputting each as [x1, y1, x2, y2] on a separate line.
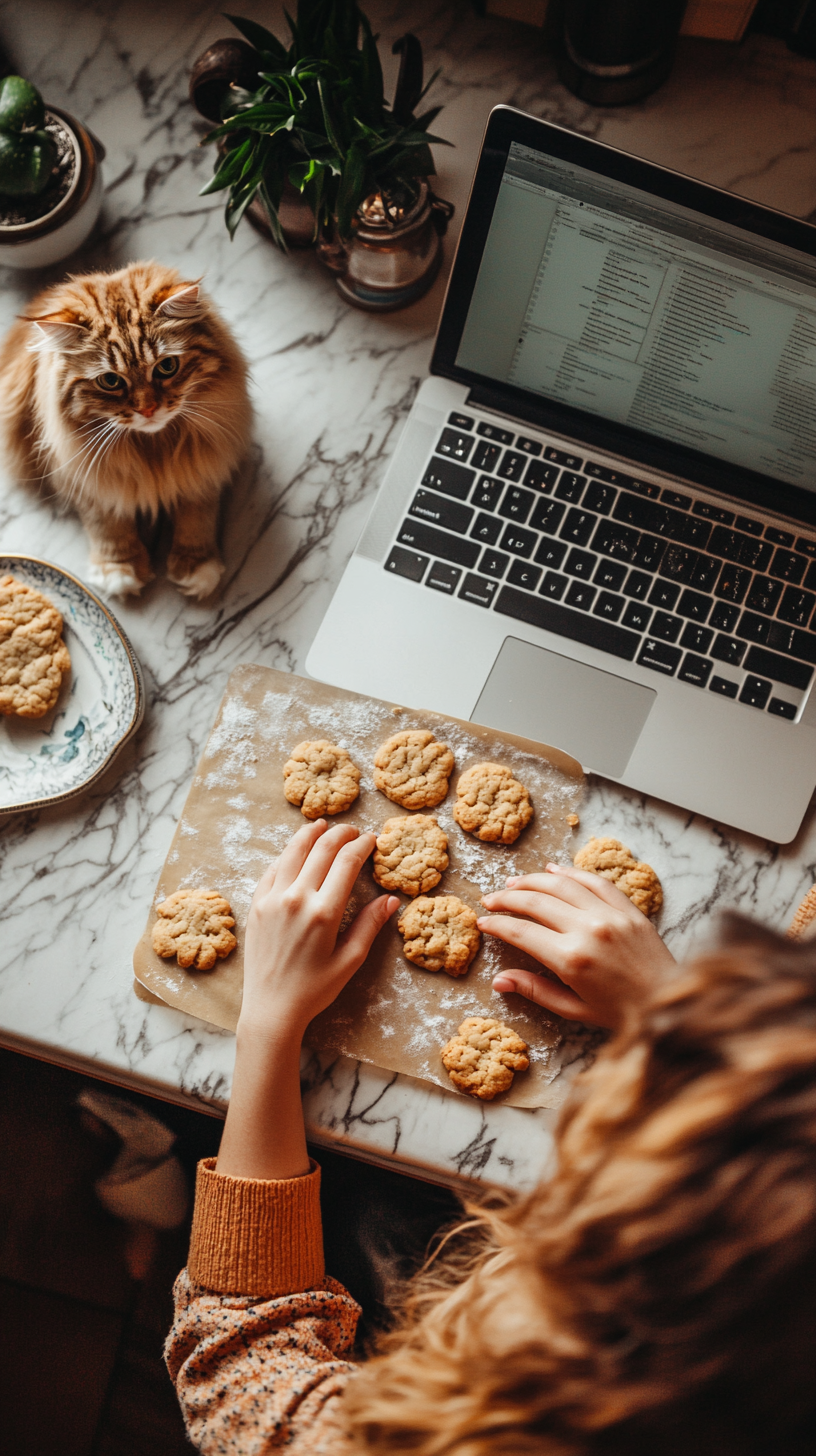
[0, 106, 104, 269]
[318, 183, 454, 312]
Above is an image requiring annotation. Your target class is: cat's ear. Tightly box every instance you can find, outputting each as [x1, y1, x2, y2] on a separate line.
[26, 316, 88, 352]
[156, 283, 205, 320]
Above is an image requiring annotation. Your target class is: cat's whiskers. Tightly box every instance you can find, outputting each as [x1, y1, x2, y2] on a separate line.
[28, 417, 119, 487]
[66, 419, 124, 501]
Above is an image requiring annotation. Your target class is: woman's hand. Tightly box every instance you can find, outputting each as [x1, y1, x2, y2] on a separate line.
[478, 863, 675, 1030]
[239, 818, 399, 1041]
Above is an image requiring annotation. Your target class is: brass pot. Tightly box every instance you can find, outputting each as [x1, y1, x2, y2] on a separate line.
[318, 183, 454, 313]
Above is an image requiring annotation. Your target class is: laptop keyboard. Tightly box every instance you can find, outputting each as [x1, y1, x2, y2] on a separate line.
[384, 411, 816, 722]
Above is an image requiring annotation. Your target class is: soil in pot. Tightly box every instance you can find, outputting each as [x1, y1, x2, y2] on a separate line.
[0, 112, 76, 227]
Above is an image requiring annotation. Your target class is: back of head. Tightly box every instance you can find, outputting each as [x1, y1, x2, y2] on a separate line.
[344, 916, 816, 1456]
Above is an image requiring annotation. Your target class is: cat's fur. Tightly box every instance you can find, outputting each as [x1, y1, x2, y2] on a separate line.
[0, 261, 252, 598]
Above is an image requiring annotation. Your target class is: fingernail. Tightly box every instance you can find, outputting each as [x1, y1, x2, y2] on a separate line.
[505, 876, 518, 887]
[493, 974, 514, 991]
[546, 862, 559, 872]
[476, 916, 488, 927]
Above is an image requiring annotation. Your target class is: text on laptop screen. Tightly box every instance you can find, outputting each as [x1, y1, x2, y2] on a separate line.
[456, 142, 816, 491]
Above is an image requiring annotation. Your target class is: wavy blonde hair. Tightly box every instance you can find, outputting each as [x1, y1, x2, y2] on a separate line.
[344, 917, 816, 1455]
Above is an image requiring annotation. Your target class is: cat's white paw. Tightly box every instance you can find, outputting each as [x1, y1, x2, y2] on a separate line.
[170, 557, 224, 600]
[87, 560, 150, 597]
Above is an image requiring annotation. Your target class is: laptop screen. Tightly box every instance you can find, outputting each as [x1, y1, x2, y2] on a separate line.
[455, 141, 816, 493]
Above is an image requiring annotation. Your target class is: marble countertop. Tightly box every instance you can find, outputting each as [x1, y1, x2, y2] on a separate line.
[2, 0, 816, 1191]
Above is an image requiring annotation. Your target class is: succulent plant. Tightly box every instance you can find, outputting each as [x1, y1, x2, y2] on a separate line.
[0, 76, 57, 198]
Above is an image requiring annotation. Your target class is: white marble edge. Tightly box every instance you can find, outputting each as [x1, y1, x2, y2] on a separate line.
[1, 1, 816, 1192]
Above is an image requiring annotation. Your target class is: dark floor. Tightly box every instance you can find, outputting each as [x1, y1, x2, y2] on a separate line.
[0, 1046, 461, 1455]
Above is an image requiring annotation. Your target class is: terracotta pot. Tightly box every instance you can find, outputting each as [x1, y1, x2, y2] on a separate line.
[188, 38, 260, 123]
[0, 106, 104, 269]
[245, 181, 316, 250]
[319, 182, 454, 313]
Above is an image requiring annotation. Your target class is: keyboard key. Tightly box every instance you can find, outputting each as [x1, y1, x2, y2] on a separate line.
[426, 561, 461, 594]
[422, 457, 475, 499]
[498, 450, 528, 482]
[709, 675, 739, 698]
[796, 537, 816, 558]
[677, 589, 713, 621]
[471, 440, 502, 473]
[530, 497, 566, 534]
[560, 508, 597, 546]
[623, 571, 651, 600]
[735, 515, 763, 536]
[739, 675, 772, 709]
[650, 611, 682, 643]
[632, 535, 666, 572]
[583, 481, 616, 515]
[622, 601, 652, 632]
[470, 511, 504, 545]
[555, 472, 586, 503]
[765, 527, 794, 546]
[594, 560, 627, 591]
[564, 549, 597, 579]
[516, 436, 542, 456]
[662, 490, 691, 509]
[594, 591, 624, 622]
[544, 445, 583, 469]
[680, 622, 713, 653]
[766, 623, 816, 663]
[587, 462, 658, 493]
[459, 573, 500, 607]
[409, 489, 473, 534]
[768, 697, 796, 719]
[777, 587, 815, 628]
[649, 580, 680, 610]
[385, 545, 428, 582]
[500, 525, 538, 558]
[678, 653, 713, 687]
[494, 585, 640, 660]
[693, 501, 733, 524]
[770, 549, 807, 583]
[436, 427, 474, 462]
[534, 538, 568, 570]
[592, 520, 639, 562]
[745, 575, 783, 615]
[737, 612, 770, 645]
[710, 601, 740, 633]
[660, 544, 719, 591]
[714, 563, 751, 604]
[525, 460, 560, 491]
[614, 492, 711, 547]
[398, 520, 480, 568]
[540, 571, 567, 600]
[448, 412, 473, 431]
[477, 421, 513, 444]
[711, 634, 745, 667]
[507, 560, 542, 591]
[472, 476, 504, 511]
[499, 485, 535, 523]
[637, 639, 682, 675]
[805, 561, 816, 591]
[708, 525, 772, 572]
[565, 580, 596, 611]
[479, 549, 509, 579]
[744, 645, 814, 690]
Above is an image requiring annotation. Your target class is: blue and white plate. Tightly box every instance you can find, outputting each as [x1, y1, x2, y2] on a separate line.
[0, 555, 144, 814]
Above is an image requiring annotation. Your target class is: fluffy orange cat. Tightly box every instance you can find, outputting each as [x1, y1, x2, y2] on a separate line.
[0, 261, 252, 598]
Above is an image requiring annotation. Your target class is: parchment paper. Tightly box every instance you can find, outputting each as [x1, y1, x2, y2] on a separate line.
[133, 665, 598, 1108]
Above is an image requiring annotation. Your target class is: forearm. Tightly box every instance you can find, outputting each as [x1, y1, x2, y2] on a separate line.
[217, 1020, 310, 1180]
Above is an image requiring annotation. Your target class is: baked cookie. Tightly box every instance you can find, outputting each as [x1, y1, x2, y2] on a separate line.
[373, 729, 454, 810]
[397, 894, 480, 976]
[0, 574, 71, 719]
[441, 1017, 530, 1101]
[152, 888, 237, 971]
[573, 836, 663, 917]
[283, 739, 360, 819]
[453, 761, 533, 845]
[373, 814, 449, 896]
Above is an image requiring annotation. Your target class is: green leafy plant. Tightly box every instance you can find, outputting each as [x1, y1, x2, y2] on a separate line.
[0, 76, 57, 198]
[200, 2, 449, 244]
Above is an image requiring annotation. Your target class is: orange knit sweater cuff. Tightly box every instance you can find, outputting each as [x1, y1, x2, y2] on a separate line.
[186, 1157, 325, 1296]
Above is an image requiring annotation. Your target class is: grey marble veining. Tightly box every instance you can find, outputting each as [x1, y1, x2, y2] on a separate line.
[1, 0, 816, 1190]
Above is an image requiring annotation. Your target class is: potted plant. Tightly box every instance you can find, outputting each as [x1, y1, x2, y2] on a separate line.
[189, 3, 453, 311]
[0, 75, 104, 269]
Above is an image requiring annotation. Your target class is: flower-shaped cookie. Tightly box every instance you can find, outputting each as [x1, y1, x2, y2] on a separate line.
[397, 893, 480, 976]
[453, 761, 533, 844]
[283, 739, 360, 819]
[374, 729, 454, 809]
[573, 836, 662, 917]
[373, 814, 449, 896]
[152, 888, 237, 970]
[441, 1017, 529, 1100]
[0, 574, 71, 719]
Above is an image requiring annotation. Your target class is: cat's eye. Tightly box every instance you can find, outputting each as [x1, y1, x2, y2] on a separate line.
[154, 356, 180, 379]
[96, 371, 124, 392]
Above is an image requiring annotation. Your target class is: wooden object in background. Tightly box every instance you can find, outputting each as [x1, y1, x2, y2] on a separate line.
[681, 0, 760, 40]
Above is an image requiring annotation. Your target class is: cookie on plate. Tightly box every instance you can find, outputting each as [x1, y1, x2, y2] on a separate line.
[397, 893, 480, 976]
[373, 814, 449, 896]
[573, 836, 662, 917]
[373, 729, 454, 810]
[0, 573, 71, 719]
[283, 739, 360, 819]
[453, 761, 533, 845]
[152, 888, 237, 971]
[441, 1017, 529, 1101]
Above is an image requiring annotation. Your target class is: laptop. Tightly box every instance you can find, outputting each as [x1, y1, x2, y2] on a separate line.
[306, 105, 816, 844]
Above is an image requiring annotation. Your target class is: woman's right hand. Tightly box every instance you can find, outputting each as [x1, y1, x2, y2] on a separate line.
[478, 863, 676, 1030]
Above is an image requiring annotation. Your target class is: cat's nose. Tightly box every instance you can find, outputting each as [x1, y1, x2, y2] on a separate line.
[138, 404, 157, 417]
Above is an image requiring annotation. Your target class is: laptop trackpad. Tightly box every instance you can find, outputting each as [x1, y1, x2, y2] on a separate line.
[471, 636, 655, 777]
